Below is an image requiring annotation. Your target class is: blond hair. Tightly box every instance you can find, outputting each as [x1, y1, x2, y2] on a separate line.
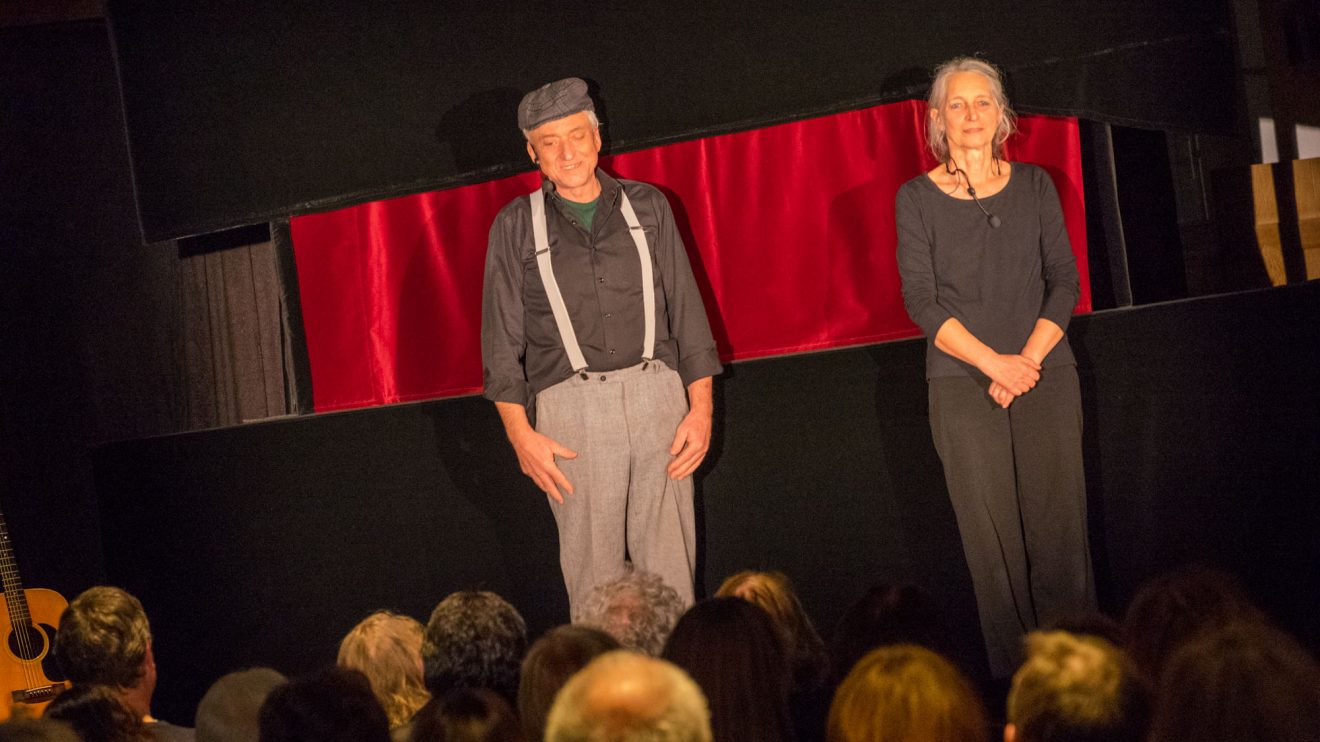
[337, 611, 430, 728]
[926, 57, 1017, 163]
[828, 645, 987, 742]
[716, 571, 828, 686]
[1007, 631, 1148, 742]
[54, 586, 152, 688]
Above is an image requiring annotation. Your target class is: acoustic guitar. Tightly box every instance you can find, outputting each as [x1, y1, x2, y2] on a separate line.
[0, 505, 68, 720]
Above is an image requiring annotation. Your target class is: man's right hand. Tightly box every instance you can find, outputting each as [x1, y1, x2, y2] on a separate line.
[508, 427, 577, 503]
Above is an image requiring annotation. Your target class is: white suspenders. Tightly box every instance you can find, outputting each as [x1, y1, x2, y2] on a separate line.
[530, 185, 655, 377]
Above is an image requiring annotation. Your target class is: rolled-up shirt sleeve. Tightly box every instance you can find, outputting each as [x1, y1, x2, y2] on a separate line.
[481, 207, 532, 408]
[895, 185, 954, 338]
[653, 190, 723, 386]
[1035, 172, 1080, 332]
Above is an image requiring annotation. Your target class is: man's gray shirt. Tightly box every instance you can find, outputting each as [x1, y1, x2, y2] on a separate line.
[482, 170, 722, 408]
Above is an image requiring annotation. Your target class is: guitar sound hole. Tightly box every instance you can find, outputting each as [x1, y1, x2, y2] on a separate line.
[7, 623, 47, 662]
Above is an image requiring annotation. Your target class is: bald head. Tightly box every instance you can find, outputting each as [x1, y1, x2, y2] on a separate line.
[546, 651, 711, 742]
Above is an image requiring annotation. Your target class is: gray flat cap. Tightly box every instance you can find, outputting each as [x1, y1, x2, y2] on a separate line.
[518, 77, 595, 131]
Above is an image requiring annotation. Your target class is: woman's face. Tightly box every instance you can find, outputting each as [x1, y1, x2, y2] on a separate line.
[937, 71, 1001, 154]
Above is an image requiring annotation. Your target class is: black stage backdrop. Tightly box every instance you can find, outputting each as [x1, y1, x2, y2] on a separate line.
[94, 282, 1320, 724]
[106, 0, 1238, 241]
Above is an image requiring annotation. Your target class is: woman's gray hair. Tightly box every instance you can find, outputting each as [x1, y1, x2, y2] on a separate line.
[925, 57, 1017, 163]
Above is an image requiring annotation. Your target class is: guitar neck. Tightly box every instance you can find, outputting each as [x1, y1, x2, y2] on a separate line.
[0, 509, 32, 626]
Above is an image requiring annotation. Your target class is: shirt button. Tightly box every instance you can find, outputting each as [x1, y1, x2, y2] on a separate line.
[604, 313, 613, 319]
[609, 349, 616, 355]
[599, 375, 607, 382]
[598, 277, 605, 284]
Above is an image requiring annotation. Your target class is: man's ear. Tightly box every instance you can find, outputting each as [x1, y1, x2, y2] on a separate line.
[1004, 722, 1017, 742]
[144, 641, 156, 671]
[527, 140, 539, 165]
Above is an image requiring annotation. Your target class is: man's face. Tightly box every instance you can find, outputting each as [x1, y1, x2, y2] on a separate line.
[526, 111, 602, 197]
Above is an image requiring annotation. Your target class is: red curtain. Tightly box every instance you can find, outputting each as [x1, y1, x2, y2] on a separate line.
[291, 99, 1089, 412]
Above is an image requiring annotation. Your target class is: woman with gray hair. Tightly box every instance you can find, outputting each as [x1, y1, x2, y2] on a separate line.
[895, 57, 1095, 678]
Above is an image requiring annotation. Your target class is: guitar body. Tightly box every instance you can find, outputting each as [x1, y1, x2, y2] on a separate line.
[0, 588, 69, 721]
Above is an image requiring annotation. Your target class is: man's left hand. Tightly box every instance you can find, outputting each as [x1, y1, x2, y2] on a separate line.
[667, 406, 712, 480]
[667, 377, 714, 480]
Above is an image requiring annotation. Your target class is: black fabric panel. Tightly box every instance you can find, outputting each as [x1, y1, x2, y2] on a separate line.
[93, 282, 1320, 723]
[105, 0, 1239, 241]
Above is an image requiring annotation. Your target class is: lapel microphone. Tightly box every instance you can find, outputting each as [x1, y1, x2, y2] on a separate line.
[949, 165, 1002, 228]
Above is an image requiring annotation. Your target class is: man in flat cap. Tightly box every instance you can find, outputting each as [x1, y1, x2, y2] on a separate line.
[481, 78, 721, 617]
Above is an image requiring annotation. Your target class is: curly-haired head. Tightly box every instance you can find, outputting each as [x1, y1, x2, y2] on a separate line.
[53, 586, 152, 689]
[577, 570, 685, 657]
[422, 591, 527, 703]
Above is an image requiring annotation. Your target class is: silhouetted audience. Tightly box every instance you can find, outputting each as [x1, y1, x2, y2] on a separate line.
[258, 666, 389, 742]
[53, 586, 193, 741]
[662, 597, 795, 742]
[195, 668, 287, 742]
[717, 571, 831, 742]
[830, 584, 956, 685]
[409, 688, 524, 742]
[1148, 619, 1320, 742]
[1122, 565, 1266, 684]
[339, 611, 430, 731]
[827, 644, 987, 742]
[1006, 631, 1149, 742]
[421, 592, 527, 703]
[577, 569, 685, 656]
[0, 719, 79, 742]
[517, 625, 619, 742]
[45, 683, 153, 742]
[545, 651, 712, 742]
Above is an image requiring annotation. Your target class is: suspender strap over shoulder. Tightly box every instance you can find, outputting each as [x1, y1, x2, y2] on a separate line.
[529, 185, 657, 376]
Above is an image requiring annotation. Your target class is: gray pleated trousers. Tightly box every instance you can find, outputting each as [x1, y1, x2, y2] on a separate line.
[928, 364, 1096, 677]
[535, 360, 697, 620]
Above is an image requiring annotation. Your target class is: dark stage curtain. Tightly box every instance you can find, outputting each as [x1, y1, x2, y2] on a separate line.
[291, 101, 1089, 412]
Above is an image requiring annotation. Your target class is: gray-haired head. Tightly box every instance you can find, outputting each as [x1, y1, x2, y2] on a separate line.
[545, 651, 713, 742]
[519, 77, 600, 140]
[576, 570, 686, 657]
[196, 667, 288, 742]
[925, 57, 1017, 163]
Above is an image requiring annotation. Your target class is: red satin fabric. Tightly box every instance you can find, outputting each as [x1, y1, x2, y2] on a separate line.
[291, 99, 1089, 412]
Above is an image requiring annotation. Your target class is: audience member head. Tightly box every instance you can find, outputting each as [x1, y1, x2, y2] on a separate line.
[44, 683, 152, 742]
[1122, 565, 1265, 682]
[831, 583, 954, 682]
[545, 651, 712, 742]
[518, 625, 620, 742]
[1148, 620, 1320, 742]
[716, 570, 830, 688]
[0, 718, 80, 742]
[410, 688, 525, 742]
[1006, 631, 1150, 742]
[53, 586, 157, 717]
[577, 569, 685, 657]
[662, 597, 794, 742]
[827, 644, 987, 742]
[195, 667, 288, 742]
[258, 666, 389, 742]
[422, 591, 527, 703]
[338, 610, 430, 728]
